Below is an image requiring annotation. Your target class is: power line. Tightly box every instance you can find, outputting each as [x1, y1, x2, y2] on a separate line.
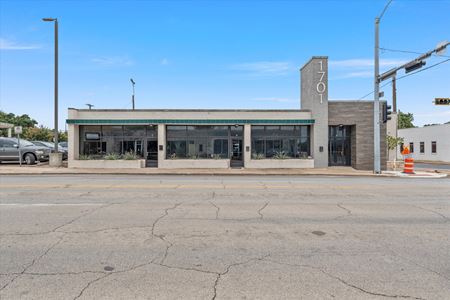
[379, 47, 450, 58]
[358, 58, 450, 100]
[378, 0, 394, 20]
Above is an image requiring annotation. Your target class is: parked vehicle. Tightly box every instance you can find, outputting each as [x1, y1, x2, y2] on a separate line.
[0, 137, 51, 164]
[31, 141, 68, 160]
[59, 141, 68, 148]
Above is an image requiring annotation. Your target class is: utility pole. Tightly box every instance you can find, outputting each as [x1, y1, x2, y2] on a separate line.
[43, 17, 62, 167]
[392, 76, 397, 113]
[130, 78, 135, 110]
[374, 17, 381, 174]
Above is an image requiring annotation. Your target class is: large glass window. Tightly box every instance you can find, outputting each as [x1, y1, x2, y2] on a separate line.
[79, 125, 155, 158]
[166, 125, 242, 159]
[251, 125, 310, 159]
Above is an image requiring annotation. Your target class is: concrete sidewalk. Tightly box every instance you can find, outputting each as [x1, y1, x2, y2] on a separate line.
[0, 164, 447, 178]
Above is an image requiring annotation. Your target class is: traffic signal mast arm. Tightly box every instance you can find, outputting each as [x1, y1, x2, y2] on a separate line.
[379, 42, 450, 82]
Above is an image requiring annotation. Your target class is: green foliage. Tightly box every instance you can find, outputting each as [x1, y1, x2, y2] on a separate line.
[386, 135, 404, 151]
[273, 151, 289, 159]
[398, 111, 415, 129]
[122, 151, 138, 160]
[79, 154, 92, 160]
[0, 111, 67, 141]
[0, 111, 37, 128]
[104, 153, 121, 160]
[252, 153, 265, 160]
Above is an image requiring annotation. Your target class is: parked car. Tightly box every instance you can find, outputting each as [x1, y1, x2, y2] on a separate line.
[0, 137, 51, 164]
[31, 141, 68, 160]
[59, 141, 68, 148]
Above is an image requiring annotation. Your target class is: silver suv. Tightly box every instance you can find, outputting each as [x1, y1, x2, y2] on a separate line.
[0, 137, 51, 165]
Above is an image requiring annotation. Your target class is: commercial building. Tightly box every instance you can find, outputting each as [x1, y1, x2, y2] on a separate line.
[66, 57, 387, 170]
[398, 124, 450, 163]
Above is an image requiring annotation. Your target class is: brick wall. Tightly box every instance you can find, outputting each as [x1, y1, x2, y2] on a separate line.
[328, 101, 387, 170]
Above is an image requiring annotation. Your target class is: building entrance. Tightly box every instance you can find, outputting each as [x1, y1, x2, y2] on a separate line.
[146, 140, 158, 167]
[230, 139, 243, 168]
[328, 126, 352, 166]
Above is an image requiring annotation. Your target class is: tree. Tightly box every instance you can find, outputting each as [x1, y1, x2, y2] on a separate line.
[386, 135, 404, 170]
[397, 111, 415, 129]
[0, 111, 37, 128]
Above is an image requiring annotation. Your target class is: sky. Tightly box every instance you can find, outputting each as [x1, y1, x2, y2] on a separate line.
[0, 0, 449, 128]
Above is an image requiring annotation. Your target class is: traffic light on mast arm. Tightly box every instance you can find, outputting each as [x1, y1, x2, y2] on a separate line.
[434, 98, 450, 105]
[383, 103, 392, 123]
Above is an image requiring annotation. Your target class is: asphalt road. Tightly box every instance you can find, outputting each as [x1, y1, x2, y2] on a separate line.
[1, 175, 449, 300]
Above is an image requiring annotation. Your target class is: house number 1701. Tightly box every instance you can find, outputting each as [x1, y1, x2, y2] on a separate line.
[317, 61, 326, 104]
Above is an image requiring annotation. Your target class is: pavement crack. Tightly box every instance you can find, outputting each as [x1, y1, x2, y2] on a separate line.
[0, 236, 64, 291]
[209, 192, 220, 219]
[73, 273, 112, 300]
[257, 202, 269, 219]
[212, 254, 270, 300]
[264, 259, 425, 300]
[335, 203, 352, 220]
[411, 204, 449, 222]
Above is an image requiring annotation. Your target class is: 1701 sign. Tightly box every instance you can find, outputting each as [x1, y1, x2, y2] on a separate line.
[317, 60, 326, 104]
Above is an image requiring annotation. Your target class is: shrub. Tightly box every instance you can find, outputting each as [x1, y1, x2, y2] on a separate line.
[122, 151, 138, 160]
[273, 151, 289, 159]
[79, 154, 92, 160]
[104, 153, 121, 160]
[252, 153, 265, 160]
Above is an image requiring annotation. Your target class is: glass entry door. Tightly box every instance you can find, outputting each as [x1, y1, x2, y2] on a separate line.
[328, 126, 352, 166]
[146, 140, 158, 167]
[230, 139, 243, 167]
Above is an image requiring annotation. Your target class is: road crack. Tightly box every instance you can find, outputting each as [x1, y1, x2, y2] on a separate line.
[411, 204, 449, 222]
[264, 259, 425, 300]
[257, 202, 269, 219]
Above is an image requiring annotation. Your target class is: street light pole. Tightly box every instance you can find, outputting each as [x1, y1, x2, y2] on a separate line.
[374, 17, 381, 174]
[130, 78, 136, 110]
[43, 18, 59, 153]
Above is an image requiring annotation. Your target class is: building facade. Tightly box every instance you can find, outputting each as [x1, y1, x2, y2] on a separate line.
[66, 57, 387, 170]
[398, 124, 450, 163]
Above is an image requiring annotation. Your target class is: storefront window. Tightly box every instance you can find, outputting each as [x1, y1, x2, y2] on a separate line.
[79, 125, 147, 158]
[251, 125, 310, 159]
[166, 125, 242, 159]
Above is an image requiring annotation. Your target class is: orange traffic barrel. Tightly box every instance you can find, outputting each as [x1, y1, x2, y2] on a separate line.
[404, 157, 414, 174]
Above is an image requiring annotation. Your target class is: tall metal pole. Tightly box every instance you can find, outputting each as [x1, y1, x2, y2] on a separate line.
[374, 17, 381, 174]
[392, 76, 397, 113]
[54, 19, 59, 153]
[132, 85, 135, 110]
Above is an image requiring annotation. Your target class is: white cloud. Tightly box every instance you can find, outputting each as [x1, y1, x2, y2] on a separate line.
[330, 58, 408, 68]
[252, 97, 297, 103]
[230, 61, 292, 76]
[0, 38, 41, 50]
[91, 56, 134, 67]
[160, 58, 169, 65]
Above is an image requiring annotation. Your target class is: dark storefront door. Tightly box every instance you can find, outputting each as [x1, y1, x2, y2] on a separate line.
[329, 126, 352, 166]
[146, 140, 158, 167]
[230, 139, 243, 168]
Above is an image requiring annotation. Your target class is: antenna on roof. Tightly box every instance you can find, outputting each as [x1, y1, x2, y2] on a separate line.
[86, 104, 94, 110]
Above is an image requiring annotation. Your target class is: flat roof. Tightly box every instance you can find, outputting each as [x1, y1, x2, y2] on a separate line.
[69, 108, 311, 112]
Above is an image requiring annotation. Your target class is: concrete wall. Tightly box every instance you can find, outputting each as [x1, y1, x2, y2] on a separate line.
[243, 124, 251, 167]
[67, 124, 79, 161]
[386, 113, 398, 162]
[301, 56, 329, 167]
[328, 101, 387, 170]
[398, 124, 450, 162]
[69, 159, 145, 169]
[158, 159, 230, 169]
[245, 159, 314, 169]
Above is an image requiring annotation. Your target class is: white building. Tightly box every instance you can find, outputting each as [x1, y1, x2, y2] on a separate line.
[398, 124, 450, 163]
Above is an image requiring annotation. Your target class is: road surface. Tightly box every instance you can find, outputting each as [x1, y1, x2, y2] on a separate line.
[1, 175, 449, 299]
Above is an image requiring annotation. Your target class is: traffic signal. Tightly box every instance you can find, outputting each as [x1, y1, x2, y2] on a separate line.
[405, 60, 426, 74]
[434, 98, 450, 105]
[383, 103, 392, 123]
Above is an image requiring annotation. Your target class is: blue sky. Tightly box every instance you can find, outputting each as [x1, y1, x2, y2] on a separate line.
[1, 0, 449, 128]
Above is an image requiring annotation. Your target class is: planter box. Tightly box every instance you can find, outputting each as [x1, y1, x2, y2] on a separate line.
[246, 158, 314, 169]
[69, 159, 145, 169]
[159, 159, 230, 169]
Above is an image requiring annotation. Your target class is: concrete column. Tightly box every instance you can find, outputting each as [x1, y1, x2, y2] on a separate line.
[7, 128, 12, 137]
[243, 124, 251, 168]
[67, 124, 79, 166]
[301, 56, 329, 168]
[386, 113, 398, 162]
[158, 124, 166, 166]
